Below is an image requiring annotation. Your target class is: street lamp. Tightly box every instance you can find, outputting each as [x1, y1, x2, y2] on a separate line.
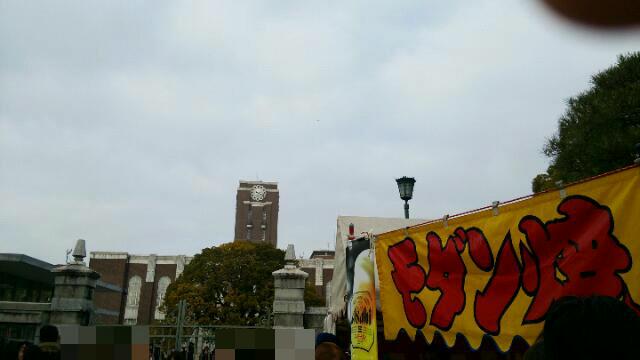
[396, 176, 416, 219]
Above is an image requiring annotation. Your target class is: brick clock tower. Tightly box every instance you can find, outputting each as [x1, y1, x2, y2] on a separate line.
[234, 181, 279, 247]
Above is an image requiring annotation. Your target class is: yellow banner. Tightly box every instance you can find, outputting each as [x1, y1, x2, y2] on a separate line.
[351, 250, 378, 360]
[375, 166, 640, 351]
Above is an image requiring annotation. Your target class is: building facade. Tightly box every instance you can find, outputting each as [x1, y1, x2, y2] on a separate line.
[298, 250, 334, 305]
[0, 250, 193, 343]
[0, 252, 120, 343]
[0, 254, 57, 343]
[233, 180, 279, 247]
[89, 252, 192, 325]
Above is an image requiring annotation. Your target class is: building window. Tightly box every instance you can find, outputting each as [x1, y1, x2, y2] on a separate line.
[146, 256, 157, 283]
[127, 276, 142, 306]
[154, 277, 171, 320]
[315, 260, 323, 286]
[124, 276, 142, 324]
[15, 287, 27, 302]
[246, 205, 254, 240]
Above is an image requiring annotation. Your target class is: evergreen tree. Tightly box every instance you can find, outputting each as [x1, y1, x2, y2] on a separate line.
[163, 241, 285, 325]
[533, 52, 640, 192]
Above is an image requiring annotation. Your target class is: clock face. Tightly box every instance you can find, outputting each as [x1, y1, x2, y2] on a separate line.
[250, 185, 267, 201]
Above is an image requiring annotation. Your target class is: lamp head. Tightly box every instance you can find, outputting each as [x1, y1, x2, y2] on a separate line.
[396, 176, 416, 201]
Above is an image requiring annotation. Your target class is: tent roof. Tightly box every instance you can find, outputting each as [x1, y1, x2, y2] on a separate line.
[330, 216, 429, 317]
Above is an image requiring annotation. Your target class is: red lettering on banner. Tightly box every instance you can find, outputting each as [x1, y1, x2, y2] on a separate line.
[425, 231, 467, 330]
[385, 195, 639, 335]
[474, 232, 522, 334]
[520, 241, 539, 296]
[388, 237, 427, 328]
[425, 228, 494, 330]
[518, 196, 640, 322]
[462, 228, 494, 271]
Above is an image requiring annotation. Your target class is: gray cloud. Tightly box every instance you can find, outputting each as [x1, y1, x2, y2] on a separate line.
[1, 0, 639, 263]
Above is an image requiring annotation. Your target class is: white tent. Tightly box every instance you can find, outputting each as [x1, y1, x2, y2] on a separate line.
[328, 215, 429, 327]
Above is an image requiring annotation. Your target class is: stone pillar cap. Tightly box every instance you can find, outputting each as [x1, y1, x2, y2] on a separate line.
[72, 239, 87, 264]
[272, 267, 309, 278]
[285, 244, 296, 262]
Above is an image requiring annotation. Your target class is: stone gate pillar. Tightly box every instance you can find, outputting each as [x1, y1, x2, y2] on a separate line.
[49, 239, 100, 325]
[272, 244, 308, 328]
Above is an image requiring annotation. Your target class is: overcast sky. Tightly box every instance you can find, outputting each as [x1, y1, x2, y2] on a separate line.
[1, 1, 639, 264]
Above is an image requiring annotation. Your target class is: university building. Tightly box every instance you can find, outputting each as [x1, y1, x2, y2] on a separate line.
[86, 180, 280, 325]
[233, 181, 279, 247]
[89, 253, 192, 325]
[298, 250, 334, 305]
[0, 179, 334, 332]
[0, 250, 124, 342]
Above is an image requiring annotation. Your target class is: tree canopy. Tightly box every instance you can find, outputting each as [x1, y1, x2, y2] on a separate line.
[532, 52, 640, 193]
[163, 241, 285, 326]
[304, 281, 326, 307]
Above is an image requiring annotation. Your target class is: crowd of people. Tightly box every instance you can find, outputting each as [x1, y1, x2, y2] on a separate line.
[156, 342, 214, 360]
[313, 295, 640, 360]
[523, 296, 640, 360]
[1, 295, 638, 359]
[4, 324, 61, 360]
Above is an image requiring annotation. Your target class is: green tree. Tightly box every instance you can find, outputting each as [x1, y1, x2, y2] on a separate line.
[304, 281, 325, 307]
[163, 241, 285, 326]
[532, 52, 640, 193]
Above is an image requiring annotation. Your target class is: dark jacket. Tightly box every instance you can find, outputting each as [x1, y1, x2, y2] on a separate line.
[38, 342, 61, 360]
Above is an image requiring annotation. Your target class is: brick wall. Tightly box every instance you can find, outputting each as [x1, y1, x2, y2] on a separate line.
[89, 258, 127, 323]
[299, 266, 334, 302]
[146, 263, 176, 324]
[90, 254, 187, 325]
[234, 182, 279, 247]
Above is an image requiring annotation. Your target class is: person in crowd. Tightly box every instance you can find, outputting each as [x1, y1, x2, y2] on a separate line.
[315, 332, 345, 360]
[168, 349, 185, 360]
[187, 341, 195, 360]
[199, 346, 211, 360]
[17, 341, 42, 360]
[38, 325, 61, 360]
[523, 336, 544, 360]
[0, 337, 8, 359]
[537, 295, 640, 360]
